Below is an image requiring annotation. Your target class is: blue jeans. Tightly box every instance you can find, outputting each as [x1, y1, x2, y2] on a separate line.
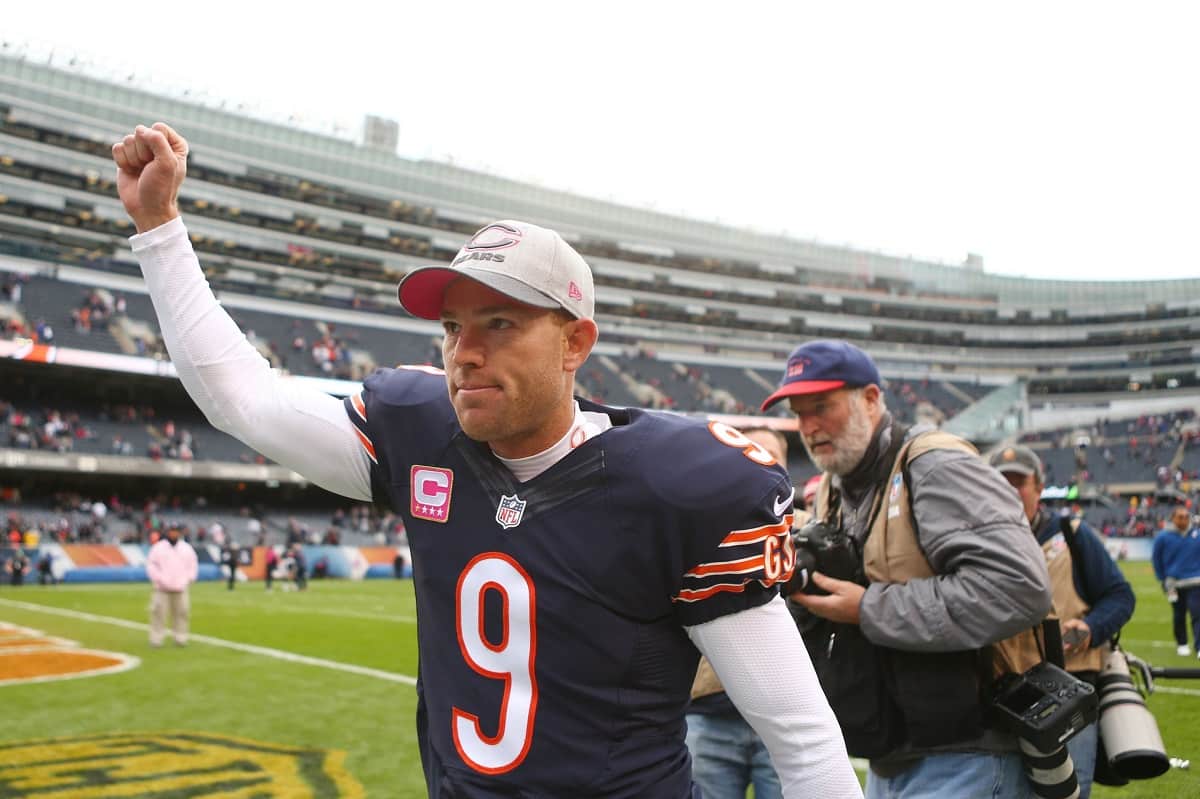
[685, 712, 782, 799]
[866, 752, 1032, 799]
[1066, 722, 1098, 799]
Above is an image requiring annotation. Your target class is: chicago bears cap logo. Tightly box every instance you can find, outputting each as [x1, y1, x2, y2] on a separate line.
[411, 466, 454, 523]
[464, 223, 524, 252]
[495, 494, 527, 529]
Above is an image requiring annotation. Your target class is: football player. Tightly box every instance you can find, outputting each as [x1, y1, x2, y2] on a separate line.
[113, 123, 861, 798]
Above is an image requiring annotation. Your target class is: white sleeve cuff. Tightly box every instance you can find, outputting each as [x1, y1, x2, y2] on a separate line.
[129, 216, 187, 251]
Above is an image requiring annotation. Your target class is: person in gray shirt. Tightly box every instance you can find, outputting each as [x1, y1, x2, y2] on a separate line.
[763, 340, 1053, 799]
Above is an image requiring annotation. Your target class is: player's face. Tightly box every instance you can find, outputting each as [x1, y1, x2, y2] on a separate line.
[789, 386, 879, 476]
[441, 279, 589, 459]
[1002, 472, 1041, 523]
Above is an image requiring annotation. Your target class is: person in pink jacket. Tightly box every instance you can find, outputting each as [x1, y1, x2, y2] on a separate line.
[146, 524, 199, 646]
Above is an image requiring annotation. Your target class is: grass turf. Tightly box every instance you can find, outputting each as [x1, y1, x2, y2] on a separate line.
[0, 563, 1196, 796]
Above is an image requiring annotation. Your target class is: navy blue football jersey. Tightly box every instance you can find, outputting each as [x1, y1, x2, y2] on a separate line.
[345, 367, 796, 798]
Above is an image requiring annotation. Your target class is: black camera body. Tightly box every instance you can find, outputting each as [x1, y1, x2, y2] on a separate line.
[989, 661, 1098, 752]
[784, 518, 863, 595]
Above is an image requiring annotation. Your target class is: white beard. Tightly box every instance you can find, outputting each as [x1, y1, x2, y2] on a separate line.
[803, 396, 875, 476]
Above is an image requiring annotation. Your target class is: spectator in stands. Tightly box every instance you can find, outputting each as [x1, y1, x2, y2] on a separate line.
[145, 523, 198, 647]
[246, 515, 264, 545]
[112, 123, 860, 798]
[90, 500, 107, 534]
[766, 340, 1053, 798]
[989, 445, 1135, 798]
[1151, 506, 1200, 658]
[685, 426, 793, 799]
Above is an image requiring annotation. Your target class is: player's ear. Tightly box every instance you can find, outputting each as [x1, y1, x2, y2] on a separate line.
[562, 317, 598, 372]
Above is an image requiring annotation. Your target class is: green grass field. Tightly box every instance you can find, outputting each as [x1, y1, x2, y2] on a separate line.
[0, 563, 1196, 797]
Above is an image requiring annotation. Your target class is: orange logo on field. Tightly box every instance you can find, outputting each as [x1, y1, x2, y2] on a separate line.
[0, 622, 138, 686]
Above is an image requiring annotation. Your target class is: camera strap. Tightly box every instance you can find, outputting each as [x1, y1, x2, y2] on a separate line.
[1041, 618, 1065, 670]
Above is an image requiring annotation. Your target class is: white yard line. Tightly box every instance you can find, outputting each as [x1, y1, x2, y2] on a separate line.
[1155, 686, 1200, 697]
[202, 599, 418, 625]
[0, 597, 417, 686]
[12, 585, 418, 623]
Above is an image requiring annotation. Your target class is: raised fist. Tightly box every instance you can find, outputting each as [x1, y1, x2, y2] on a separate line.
[111, 123, 188, 233]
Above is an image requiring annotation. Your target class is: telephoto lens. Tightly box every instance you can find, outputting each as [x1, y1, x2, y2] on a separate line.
[1096, 649, 1169, 780]
[1017, 738, 1079, 799]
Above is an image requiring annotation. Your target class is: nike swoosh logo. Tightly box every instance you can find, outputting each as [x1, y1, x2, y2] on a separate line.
[773, 488, 795, 518]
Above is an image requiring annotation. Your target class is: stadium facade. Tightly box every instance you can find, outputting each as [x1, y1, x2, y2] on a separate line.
[0, 51, 1197, 479]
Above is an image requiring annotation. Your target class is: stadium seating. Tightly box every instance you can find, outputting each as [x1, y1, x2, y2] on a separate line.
[1, 52, 1198, 537]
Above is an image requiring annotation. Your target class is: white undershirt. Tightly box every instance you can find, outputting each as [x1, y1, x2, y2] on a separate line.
[496, 403, 612, 482]
[129, 217, 862, 798]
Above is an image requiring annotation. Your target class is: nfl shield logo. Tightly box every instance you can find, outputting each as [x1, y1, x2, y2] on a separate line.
[495, 494, 527, 529]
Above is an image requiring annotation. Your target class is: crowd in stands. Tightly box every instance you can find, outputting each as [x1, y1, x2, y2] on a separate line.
[0, 397, 219, 462]
[1016, 410, 1200, 537]
[1020, 410, 1199, 486]
[1, 399, 98, 451]
[1, 272, 52, 342]
[1, 492, 408, 550]
[4, 110, 1199, 405]
[71, 288, 120, 334]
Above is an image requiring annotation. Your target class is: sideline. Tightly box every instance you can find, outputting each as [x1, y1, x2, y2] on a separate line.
[11, 585, 419, 624]
[0, 597, 417, 686]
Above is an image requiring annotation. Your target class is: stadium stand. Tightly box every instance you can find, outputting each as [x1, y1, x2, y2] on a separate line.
[0, 52, 1198, 567]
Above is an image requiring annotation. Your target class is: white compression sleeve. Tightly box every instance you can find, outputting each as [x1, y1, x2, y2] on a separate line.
[687, 596, 863, 799]
[130, 217, 372, 501]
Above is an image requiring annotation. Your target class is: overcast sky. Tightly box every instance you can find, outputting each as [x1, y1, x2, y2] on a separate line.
[6, 2, 1199, 281]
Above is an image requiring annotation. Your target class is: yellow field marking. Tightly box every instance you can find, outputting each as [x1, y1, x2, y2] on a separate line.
[0, 731, 365, 798]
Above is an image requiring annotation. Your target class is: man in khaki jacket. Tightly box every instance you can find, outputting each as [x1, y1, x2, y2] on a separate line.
[989, 445, 1135, 799]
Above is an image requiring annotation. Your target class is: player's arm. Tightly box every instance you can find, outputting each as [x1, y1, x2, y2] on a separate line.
[1074, 525, 1135, 646]
[858, 449, 1053, 652]
[113, 124, 371, 501]
[687, 598, 863, 799]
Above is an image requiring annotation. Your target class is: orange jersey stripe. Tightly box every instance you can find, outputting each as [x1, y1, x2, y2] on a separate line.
[719, 518, 793, 547]
[674, 582, 750, 603]
[352, 426, 377, 463]
[351, 392, 368, 422]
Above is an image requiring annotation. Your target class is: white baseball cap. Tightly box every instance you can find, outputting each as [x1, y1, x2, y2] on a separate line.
[397, 220, 595, 320]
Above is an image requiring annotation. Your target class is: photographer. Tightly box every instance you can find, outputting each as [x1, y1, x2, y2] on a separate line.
[763, 341, 1053, 799]
[988, 445, 1135, 799]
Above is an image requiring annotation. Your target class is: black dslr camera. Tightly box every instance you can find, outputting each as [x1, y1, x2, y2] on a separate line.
[989, 661, 1098, 752]
[784, 518, 863, 596]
